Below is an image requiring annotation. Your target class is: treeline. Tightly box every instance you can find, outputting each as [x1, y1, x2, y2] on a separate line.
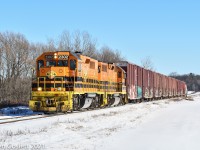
[0, 31, 124, 107]
[169, 73, 200, 92]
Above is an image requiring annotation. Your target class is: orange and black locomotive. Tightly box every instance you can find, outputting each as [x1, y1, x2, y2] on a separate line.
[29, 51, 127, 112]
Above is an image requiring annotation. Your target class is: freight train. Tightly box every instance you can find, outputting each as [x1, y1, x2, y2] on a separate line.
[29, 51, 187, 112]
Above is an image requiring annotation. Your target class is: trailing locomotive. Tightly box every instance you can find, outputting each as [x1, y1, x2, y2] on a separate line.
[29, 51, 127, 112]
[29, 51, 187, 113]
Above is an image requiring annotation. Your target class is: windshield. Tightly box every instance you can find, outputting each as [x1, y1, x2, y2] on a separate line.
[58, 60, 68, 66]
[46, 61, 56, 67]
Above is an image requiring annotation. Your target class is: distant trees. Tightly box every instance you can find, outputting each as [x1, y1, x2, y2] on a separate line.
[0, 32, 33, 106]
[169, 73, 200, 91]
[0, 30, 125, 107]
[169, 72, 179, 77]
[57, 31, 124, 62]
[57, 31, 98, 59]
[99, 46, 125, 63]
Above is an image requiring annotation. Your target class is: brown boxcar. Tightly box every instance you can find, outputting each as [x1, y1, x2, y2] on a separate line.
[168, 77, 173, 97]
[117, 61, 143, 101]
[165, 76, 169, 98]
[182, 81, 187, 96]
[172, 78, 177, 97]
[142, 68, 154, 99]
[142, 68, 148, 98]
[158, 73, 162, 98]
[161, 75, 165, 97]
[177, 80, 181, 96]
[149, 70, 154, 98]
[178, 80, 187, 97]
[137, 65, 143, 99]
[153, 72, 159, 98]
[162, 75, 168, 98]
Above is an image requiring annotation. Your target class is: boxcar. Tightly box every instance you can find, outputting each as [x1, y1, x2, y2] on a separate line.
[116, 61, 142, 101]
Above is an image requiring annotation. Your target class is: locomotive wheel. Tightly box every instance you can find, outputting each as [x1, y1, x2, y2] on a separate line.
[56, 104, 61, 112]
[73, 95, 80, 111]
[95, 96, 100, 108]
[90, 96, 98, 109]
[120, 95, 125, 105]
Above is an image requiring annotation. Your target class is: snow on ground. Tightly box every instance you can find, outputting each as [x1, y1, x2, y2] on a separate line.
[104, 98, 200, 150]
[188, 92, 200, 98]
[187, 91, 195, 95]
[0, 96, 199, 150]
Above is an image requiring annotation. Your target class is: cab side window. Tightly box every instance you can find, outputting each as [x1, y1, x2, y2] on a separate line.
[118, 71, 122, 78]
[70, 60, 76, 70]
[38, 60, 44, 71]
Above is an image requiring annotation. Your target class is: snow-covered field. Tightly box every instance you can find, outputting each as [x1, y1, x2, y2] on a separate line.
[0, 93, 200, 150]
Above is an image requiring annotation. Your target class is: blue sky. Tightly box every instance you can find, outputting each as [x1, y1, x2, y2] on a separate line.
[0, 0, 199, 75]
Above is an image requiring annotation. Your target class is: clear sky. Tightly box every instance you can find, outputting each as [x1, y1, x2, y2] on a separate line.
[0, 0, 199, 75]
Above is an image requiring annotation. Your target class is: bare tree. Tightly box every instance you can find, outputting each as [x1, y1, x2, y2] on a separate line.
[46, 38, 57, 52]
[58, 31, 72, 51]
[0, 32, 32, 105]
[57, 30, 98, 58]
[141, 56, 155, 71]
[99, 46, 125, 63]
[169, 72, 179, 77]
[73, 30, 81, 52]
[81, 31, 97, 58]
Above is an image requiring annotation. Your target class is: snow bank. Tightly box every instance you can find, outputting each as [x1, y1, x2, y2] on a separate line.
[0, 96, 199, 150]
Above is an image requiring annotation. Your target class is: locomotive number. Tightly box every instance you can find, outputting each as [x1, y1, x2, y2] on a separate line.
[45, 55, 53, 59]
[58, 55, 69, 60]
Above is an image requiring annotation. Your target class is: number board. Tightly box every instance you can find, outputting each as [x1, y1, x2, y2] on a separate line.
[58, 55, 69, 60]
[45, 55, 53, 59]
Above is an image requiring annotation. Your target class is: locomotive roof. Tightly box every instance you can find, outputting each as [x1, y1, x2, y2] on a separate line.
[71, 52, 81, 60]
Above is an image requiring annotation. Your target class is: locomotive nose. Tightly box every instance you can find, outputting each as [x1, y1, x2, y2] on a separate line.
[46, 70, 57, 79]
[39, 67, 57, 78]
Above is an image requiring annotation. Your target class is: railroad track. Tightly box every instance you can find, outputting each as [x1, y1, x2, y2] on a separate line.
[0, 114, 42, 121]
[0, 116, 25, 121]
[0, 105, 126, 125]
[0, 113, 66, 125]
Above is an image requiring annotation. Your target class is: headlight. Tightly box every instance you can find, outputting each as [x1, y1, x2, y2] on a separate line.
[37, 87, 42, 91]
[54, 53, 58, 59]
[57, 87, 62, 91]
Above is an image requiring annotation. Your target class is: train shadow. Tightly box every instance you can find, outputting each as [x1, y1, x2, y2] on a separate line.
[0, 106, 42, 116]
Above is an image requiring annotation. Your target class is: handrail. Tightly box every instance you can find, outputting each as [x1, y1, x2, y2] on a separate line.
[37, 77, 46, 91]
